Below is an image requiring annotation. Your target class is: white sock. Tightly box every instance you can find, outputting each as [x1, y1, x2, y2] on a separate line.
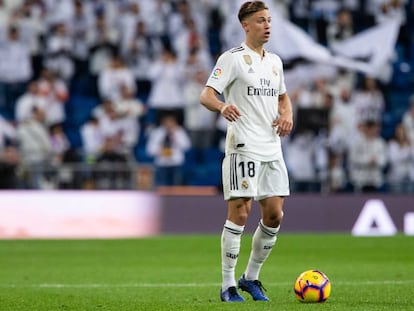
[221, 220, 244, 291]
[244, 220, 279, 281]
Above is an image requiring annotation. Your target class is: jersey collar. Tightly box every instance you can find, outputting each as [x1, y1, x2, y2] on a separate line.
[241, 42, 266, 58]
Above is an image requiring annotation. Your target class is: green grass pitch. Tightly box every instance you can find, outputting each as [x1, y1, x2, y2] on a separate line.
[0, 234, 413, 310]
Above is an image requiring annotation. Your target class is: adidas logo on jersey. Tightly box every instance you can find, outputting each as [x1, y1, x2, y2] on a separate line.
[248, 67, 255, 73]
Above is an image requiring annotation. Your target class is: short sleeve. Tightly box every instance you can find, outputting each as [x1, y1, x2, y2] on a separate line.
[205, 51, 236, 95]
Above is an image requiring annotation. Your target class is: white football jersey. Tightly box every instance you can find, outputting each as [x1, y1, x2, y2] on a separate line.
[206, 42, 287, 161]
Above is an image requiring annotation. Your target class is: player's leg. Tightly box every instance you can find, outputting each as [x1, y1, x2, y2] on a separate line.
[238, 196, 284, 301]
[220, 197, 252, 302]
[239, 160, 289, 301]
[220, 153, 256, 302]
[248, 195, 285, 279]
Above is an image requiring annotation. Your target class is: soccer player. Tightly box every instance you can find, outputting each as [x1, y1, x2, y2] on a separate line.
[199, 1, 293, 302]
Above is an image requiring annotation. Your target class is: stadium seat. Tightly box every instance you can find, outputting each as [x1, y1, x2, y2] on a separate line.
[134, 145, 153, 164]
[185, 163, 222, 186]
[410, 40, 414, 69]
[65, 95, 99, 127]
[391, 60, 412, 90]
[386, 91, 410, 111]
[64, 125, 83, 149]
[201, 147, 224, 164]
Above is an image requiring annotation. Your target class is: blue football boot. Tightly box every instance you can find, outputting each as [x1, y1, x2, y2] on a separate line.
[220, 286, 245, 302]
[238, 274, 269, 301]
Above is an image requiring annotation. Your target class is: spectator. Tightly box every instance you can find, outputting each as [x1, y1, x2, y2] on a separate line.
[205, 4, 223, 61]
[122, 20, 162, 100]
[329, 68, 356, 98]
[92, 97, 112, 120]
[326, 7, 354, 48]
[147, 46, 186, 125]
[184, 44, 212, 82]
[80, 116, 103, 164]
[0, 114, 20, 188]
[386, 123, 413, 192]
[80, 115, 114, 188]
[348, 120, 387, 192]
[327, 149, 347, 192]
[167, 0, 202, 41]
[70, 0, 94, 80]
[16, 106, 51, 189]
[37, 67, 69, 125]
[15, 80, 47, 123]
[44, 22, 75, 82]
[296, 78, 330, 108]
[88, 0, 118, 29]
[183, 68, 216, 150]
[12, 0, 46, 79]
[353, 76, 385, 124]
[146, 113, 191, 186]
[117, 1, 143, 55]
[93, 98, 138, 160]
[402, 95, 414, 145]
[328, 87, 358, 154]
[49, 122, 70, 166]
[285, 130, 325, 193]
[0, 25, 32, 119]
[373, 0, 407, 25]
[97, 53, 136, 102]
[288, 0, 311, 31]
[113, 84, 146, 121]
[86, 11, 119, 97]
[43, 0, 75, 27]
[310, 0, 341, 45]
[172, 16, 211, 67]
[49, 122, 81, 188]
[136, 0, 169, 38]
[93, 100, 138, 189]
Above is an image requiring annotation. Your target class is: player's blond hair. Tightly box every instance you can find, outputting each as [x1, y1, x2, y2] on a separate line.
[238, 1, 268, 23]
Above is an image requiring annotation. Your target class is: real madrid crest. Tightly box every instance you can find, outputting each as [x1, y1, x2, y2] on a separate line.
[241, 180, 248, 190]
[272, 66, 278, 76]
[243, 55, 252, 66]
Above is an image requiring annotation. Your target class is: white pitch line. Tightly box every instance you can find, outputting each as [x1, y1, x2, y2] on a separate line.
[1, 280, 414, 289]
[337, 280, 414, 286]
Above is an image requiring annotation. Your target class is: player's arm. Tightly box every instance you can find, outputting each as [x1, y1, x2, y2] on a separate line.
[200, 86, 240, 122]
[273, 92, 293, 137]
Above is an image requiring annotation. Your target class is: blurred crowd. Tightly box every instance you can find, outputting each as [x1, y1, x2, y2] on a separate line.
[0, 0, 413, 193]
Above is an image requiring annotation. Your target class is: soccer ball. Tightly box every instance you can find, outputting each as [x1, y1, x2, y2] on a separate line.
[294, 269, 331, 303]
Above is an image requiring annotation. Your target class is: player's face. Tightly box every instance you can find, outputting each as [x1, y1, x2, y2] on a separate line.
[243, 9, 271, 45]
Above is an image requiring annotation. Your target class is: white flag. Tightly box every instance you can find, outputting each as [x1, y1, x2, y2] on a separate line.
[221, 1, 332, 63]
[331, 20, 400, 78]
[269, 12, 332, 64]
[221, 1, 400, 80]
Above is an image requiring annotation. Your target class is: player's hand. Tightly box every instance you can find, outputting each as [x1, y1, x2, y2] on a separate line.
[221, 104, 241, 122]
[272, 115, 293, 137]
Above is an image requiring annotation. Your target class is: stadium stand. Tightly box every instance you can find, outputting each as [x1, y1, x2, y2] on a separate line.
[0, 0, 413, 192]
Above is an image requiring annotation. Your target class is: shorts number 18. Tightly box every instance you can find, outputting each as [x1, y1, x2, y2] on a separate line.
[238, 161, 255, 177]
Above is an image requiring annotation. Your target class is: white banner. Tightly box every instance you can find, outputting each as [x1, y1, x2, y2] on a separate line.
[331, 20, 400, 78]
[222, 2, 400, 80]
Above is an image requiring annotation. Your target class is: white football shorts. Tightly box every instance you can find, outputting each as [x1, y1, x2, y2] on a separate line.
[222, 153, 290, 201]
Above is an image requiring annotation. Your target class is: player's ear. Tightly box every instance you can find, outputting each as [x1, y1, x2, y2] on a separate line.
[241, 20, 249, 32]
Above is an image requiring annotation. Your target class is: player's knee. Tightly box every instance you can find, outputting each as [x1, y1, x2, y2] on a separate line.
[264, 211, 283, 228]
[236, 212, 249, 225]
[234, 207, 249, 224]
[275, 212, 284, 227]
[230, 200, 250, 225]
